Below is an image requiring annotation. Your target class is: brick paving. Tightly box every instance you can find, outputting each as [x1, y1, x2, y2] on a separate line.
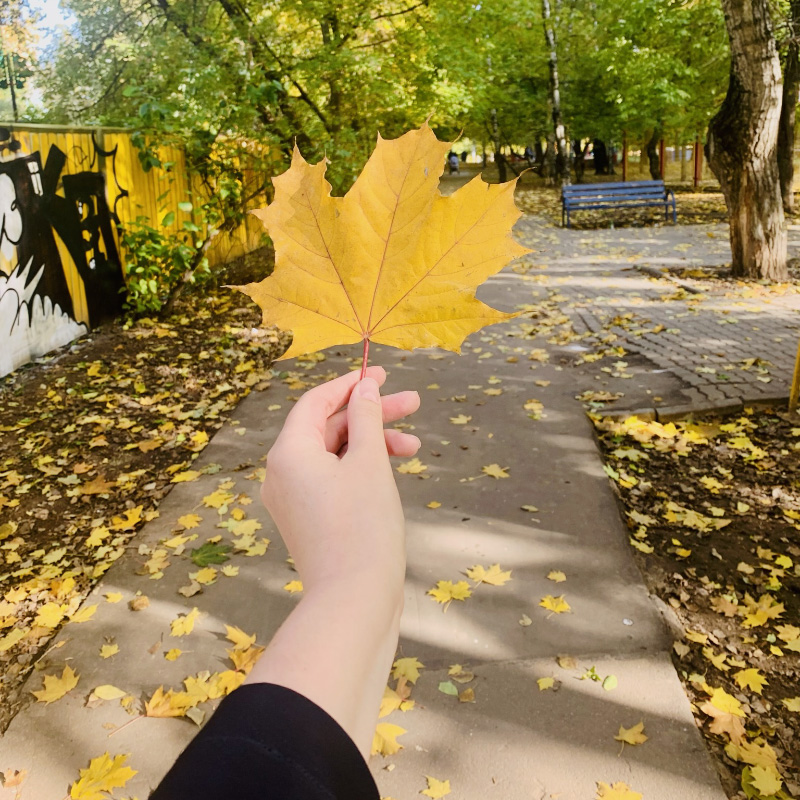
[513, 217, 800, 414]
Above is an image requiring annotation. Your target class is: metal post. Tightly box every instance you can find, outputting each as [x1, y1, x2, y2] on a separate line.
[659, 138, 665, 178]
[790, 339, 800, 413]
[622, 131, 627, 182]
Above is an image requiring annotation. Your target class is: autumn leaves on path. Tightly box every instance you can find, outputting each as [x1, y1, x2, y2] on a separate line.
[0, 268, 728, 800]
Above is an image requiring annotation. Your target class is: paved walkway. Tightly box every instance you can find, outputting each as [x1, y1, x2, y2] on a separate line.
[0, 212, 734, 799]
[515, 218, 800, 416]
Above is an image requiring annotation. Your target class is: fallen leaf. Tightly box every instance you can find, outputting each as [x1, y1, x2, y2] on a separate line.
[614, 721, 648, 747]
[284, 580, 304, 594]
[537, 677, 555, 691]
[371, 722, 406, 756]
[426, 501, 442, 509]
[69, 752, 137, 800]
[397, 458, 428, 475]
[240, 124, 526, 363]
[128, 595, 150, 611]
[392, 657, 425, 685]
[733, 668, 767, 695]
[427, 580, 472, 607]
[170, 607, 201, 637]
[225, 625, 256, 651]
[466, 563, 512, 586]
[164, 649, 182, 662]
[421, 776, 452, 798]
[746, 764, 783, 797]
[481, 463, 509, 479]
[539, 595, 571, 614]
[700, 687, 746, 744]
[31, 665, 79, 704]
[89, 685, 126, 701]
[595, 782, 642, 800]
[99, 644, 119, 659]
[547, 570, 566, 583]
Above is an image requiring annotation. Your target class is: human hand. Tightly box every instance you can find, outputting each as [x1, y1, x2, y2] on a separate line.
[261, 366, 420, 595]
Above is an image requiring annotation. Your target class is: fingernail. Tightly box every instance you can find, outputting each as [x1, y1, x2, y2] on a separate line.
[358, 377, 381, 404]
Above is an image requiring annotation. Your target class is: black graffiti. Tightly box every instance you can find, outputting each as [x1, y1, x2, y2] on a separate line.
[0, 127, 126, 328]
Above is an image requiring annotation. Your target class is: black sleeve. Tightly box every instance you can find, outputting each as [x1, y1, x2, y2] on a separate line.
[149, 683, 380, 800]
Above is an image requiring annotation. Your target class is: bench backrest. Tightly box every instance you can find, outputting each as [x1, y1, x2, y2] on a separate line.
[563, 181, 666, 201]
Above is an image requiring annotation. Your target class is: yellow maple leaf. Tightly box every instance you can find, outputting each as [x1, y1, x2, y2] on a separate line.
[427, 580, 472, 607]
[392, 656, 425, 684]
[35, 601, 67, 628]
[164, 648, 182, 661]
[449, 414, 472, 425]
[228, 646, 265, 674]
[547, 570, 567, 583]
[614, 721, 648, 747]
[539, 595, 571, 614]
[421, 776, 452, 798]
[171, 470, 202, 483]
[482, 463, 509, 479]
[537, 677, 555, 691]
[700, 687, 746, 744]
[225, 625, 256, 651]
[104, 592, 122, 604]
[426, 501, 442, 509]
[466, 563, 512, 586]
[144, 686, 188, 718]
[69, 752, 137, 800]
[379, 685, 403, 718]
[178, 513, 203, 529]
[208, 669, 246, 698]
[782, 696, 800, 711]
[595, 782, 642, 800]
[240, 124, 527, 364]
[284, 580, 304, 594]
[396, 457, 428, 475]
[371, 722, 406, 757]
[31, 665, 79, 704]
[170, 607, 201, 637]
[192, 567, 218, 585]
[733, 667, 767, 695]
[99, 644, 119, 659]
[747, 765, 783, 797]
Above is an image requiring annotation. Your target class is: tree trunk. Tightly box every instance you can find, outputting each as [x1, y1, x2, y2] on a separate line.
[646, 127, 661, 180]
[778, 0, 800, 214]
[490, 108, 507, 182]
[706, 0, 787, 281]
[542, 0, 569, 186]
[573, 138, 589, 182]
[638, 137, 646, 175]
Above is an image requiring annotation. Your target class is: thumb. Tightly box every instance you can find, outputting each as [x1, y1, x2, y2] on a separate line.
[345, 377, 388, 458]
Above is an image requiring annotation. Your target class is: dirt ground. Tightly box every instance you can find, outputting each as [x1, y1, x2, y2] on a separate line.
[0, 250, 285, 732]
[592, 407, 800, 799]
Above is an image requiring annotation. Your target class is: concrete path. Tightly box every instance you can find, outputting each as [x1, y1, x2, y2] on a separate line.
[0, 211, 728, 800]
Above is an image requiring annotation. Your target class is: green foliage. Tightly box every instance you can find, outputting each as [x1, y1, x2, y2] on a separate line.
[190, 543, 232, 568]
[119, 210, 211, 317]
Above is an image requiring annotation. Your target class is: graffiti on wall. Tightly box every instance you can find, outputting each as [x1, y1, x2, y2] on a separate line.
[0, 126, 127, 377]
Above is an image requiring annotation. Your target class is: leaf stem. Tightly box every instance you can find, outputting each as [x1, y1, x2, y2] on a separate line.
[360, 338, 370, 380]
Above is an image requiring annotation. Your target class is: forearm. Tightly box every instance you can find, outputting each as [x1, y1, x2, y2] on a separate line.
[245, 577, 404, 760]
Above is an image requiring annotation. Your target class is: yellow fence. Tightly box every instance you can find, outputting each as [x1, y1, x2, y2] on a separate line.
[0, 123, 269, 329]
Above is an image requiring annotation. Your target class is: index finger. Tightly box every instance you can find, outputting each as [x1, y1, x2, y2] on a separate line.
[280, 365, 387, 440]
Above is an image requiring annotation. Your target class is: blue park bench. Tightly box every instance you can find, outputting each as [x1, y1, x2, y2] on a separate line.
[561, 180, 677, 228]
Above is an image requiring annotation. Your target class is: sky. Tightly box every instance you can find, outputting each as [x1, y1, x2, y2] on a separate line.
[29, 0, 72, 53]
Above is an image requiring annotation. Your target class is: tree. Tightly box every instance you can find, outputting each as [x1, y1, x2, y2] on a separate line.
[542, 0, 568, 185]
[778, 0, 800, 213]
[706, 0, 788, 281]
